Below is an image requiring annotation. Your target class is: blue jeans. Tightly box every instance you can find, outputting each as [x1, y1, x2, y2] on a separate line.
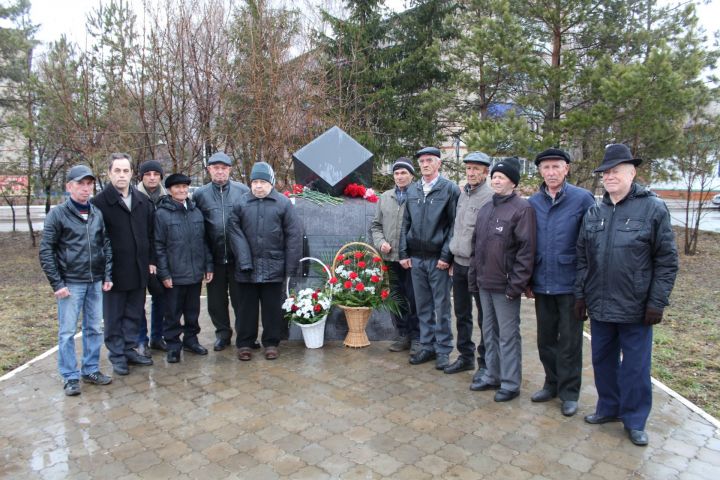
[57, 282, 104, 381]
[410, 256, 454, 355]
[137, 293, 165, 344]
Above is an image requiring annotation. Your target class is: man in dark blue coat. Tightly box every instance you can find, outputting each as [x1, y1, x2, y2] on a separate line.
[92, 153, 155, 375]
[527, 148, 595, 417]
[576, 144, 678, 446]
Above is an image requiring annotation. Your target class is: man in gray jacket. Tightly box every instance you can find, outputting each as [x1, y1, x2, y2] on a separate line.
[193, 152, 250, 351]
[39, 165, 114, 396]
[400, 147, 460, 370]
[370, 158, 419, 354]
[445, 152, 493, 375]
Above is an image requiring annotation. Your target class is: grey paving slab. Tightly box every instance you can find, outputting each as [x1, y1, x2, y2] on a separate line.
[1, 301, 718, 479]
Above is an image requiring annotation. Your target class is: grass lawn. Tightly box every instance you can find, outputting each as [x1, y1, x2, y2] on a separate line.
[1, 228, 718, 419]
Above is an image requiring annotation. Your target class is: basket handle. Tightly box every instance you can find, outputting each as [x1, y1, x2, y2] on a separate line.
[331, 241, 383, 272]
[285, 257, 332, 297]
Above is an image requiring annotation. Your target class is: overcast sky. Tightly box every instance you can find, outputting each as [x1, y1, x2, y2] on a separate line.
[30, 0, 720, 51]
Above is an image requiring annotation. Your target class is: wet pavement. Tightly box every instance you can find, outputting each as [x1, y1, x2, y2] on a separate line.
[1, 302, 719, 479]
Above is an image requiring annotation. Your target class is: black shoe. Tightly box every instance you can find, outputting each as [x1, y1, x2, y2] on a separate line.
[81, 371, 112, 385]
[561, 400, 578, 417]
[167, 350, 181, 363]
[625, 428, 649, 446]
[531, 388, 557, 403]
[444, 357, 474, 374]
[409, 340, 421, 356]
[126, 351, 153, 366]
[183, 343, 208, 355]
[435, 354, 450, 370]
[470, 380, 500, 391]
[494, 389, 519, 402]
[584, 413, 621, 425]
[149, 339, 167, 351]
[136, 342, 151, 358]
[389, 336, 411, 352]
[409, 349, 436, 365]
[471, 368, 487, 384]
[112, 363, 129, 376]
[64, 379, 81, 396]
[213, 338, 229, 351]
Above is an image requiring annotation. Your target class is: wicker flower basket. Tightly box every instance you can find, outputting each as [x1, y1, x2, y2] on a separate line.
[340, 306, 372, 348]
[332, 241, 385, 348]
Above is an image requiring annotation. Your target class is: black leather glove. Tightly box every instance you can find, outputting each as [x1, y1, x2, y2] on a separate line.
[573, 299, 587, 322]
[644, 307, 663, 326]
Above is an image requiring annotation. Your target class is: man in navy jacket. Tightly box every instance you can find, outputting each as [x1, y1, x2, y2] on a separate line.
[527, 148, 595, 417]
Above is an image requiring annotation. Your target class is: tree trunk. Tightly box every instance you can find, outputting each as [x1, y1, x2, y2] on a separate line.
[25, 47, 36, 247]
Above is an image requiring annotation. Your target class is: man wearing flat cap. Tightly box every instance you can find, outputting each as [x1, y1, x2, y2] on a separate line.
[136, 160, 168, 355]
[400, 146, 460, 370]
[446, 151, 493, 376]
[193, 152, 251, 351]
[154, 173, 214, 363]
[576, 143, 678, 446]
[527, 148, 595, 417]
[40, 165, 114, 396]
[370, 157, 420, 354]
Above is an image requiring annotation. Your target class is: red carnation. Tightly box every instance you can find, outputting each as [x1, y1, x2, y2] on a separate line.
[381, 265, 389, 272]
[381, 289, 389, 299]
[293, 184, 304, 194]
[343, 280, 352, 289]
[349, 271, 358, 279]
[311, 292, 319, 300]
[370, 275, 380, 283]
[355, 282, 365, 291]
[358, 261, 366, 268]
[283, 191, 291, 197]
[354, 251, 364, 259]
[343, 259, 351, 265]
[291, 305, 299, 311]
[314, 304, 322, 312]
[373, 256, 382, 263]
[329, 277, 338, 284]
[336, 254, 344, 261]
[366, 194, 378, 203]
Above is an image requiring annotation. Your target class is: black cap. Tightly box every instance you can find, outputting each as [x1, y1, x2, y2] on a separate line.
[414, 147, 441, 159]
[491, 157, 521, 186]
[67, 165, 95, 182]
[594, 144, 642, 173]
[138, 160, 164, 178]
[534, 148, 571, 166]
[164, 173, 191, 189]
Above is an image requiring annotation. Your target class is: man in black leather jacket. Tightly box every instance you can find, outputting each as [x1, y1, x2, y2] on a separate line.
[193, 152, 250, 351]
[39, 165, 114, 396]
[576, 144, 678, 447]
[400, 147, 460, 370]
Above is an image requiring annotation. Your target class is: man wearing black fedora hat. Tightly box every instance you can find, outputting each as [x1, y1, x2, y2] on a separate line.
[575, 143, 678, 446]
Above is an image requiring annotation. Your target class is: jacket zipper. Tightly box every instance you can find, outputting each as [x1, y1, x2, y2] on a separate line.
[220, 185, 228, 264]
[602, 205, 616, 318]
[86, 213, 94, 283]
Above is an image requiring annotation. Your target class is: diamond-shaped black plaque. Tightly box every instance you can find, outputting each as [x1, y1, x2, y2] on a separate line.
[292, 126, 373, 195]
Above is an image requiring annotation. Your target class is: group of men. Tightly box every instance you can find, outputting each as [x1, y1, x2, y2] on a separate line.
[371, 144, 678, 446]
[40, 152, 301, 395]
[40, 142, 677, 447]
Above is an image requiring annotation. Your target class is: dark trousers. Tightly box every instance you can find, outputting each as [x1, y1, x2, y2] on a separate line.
[206, 262, 243, 342]
[163, 282, 202, 351]
[591, 319, 653, 430]
[138, 292, 165, 344]
[103, 288, 145, 366]
[452, 263, 484, 366]
[236, 282, 285, 348]
[534, 293, 582, 401]
[389, 261, 419, 340]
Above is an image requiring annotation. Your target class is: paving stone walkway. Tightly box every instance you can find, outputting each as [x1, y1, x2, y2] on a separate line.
[1, 301, 719, 479]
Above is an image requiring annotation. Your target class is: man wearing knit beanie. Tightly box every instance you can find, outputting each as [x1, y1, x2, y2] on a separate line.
[136, 160, 168, 355]
[469, 156, 536, 402]
[371, 157, 420, 354]
[227, 161, 302, 361]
